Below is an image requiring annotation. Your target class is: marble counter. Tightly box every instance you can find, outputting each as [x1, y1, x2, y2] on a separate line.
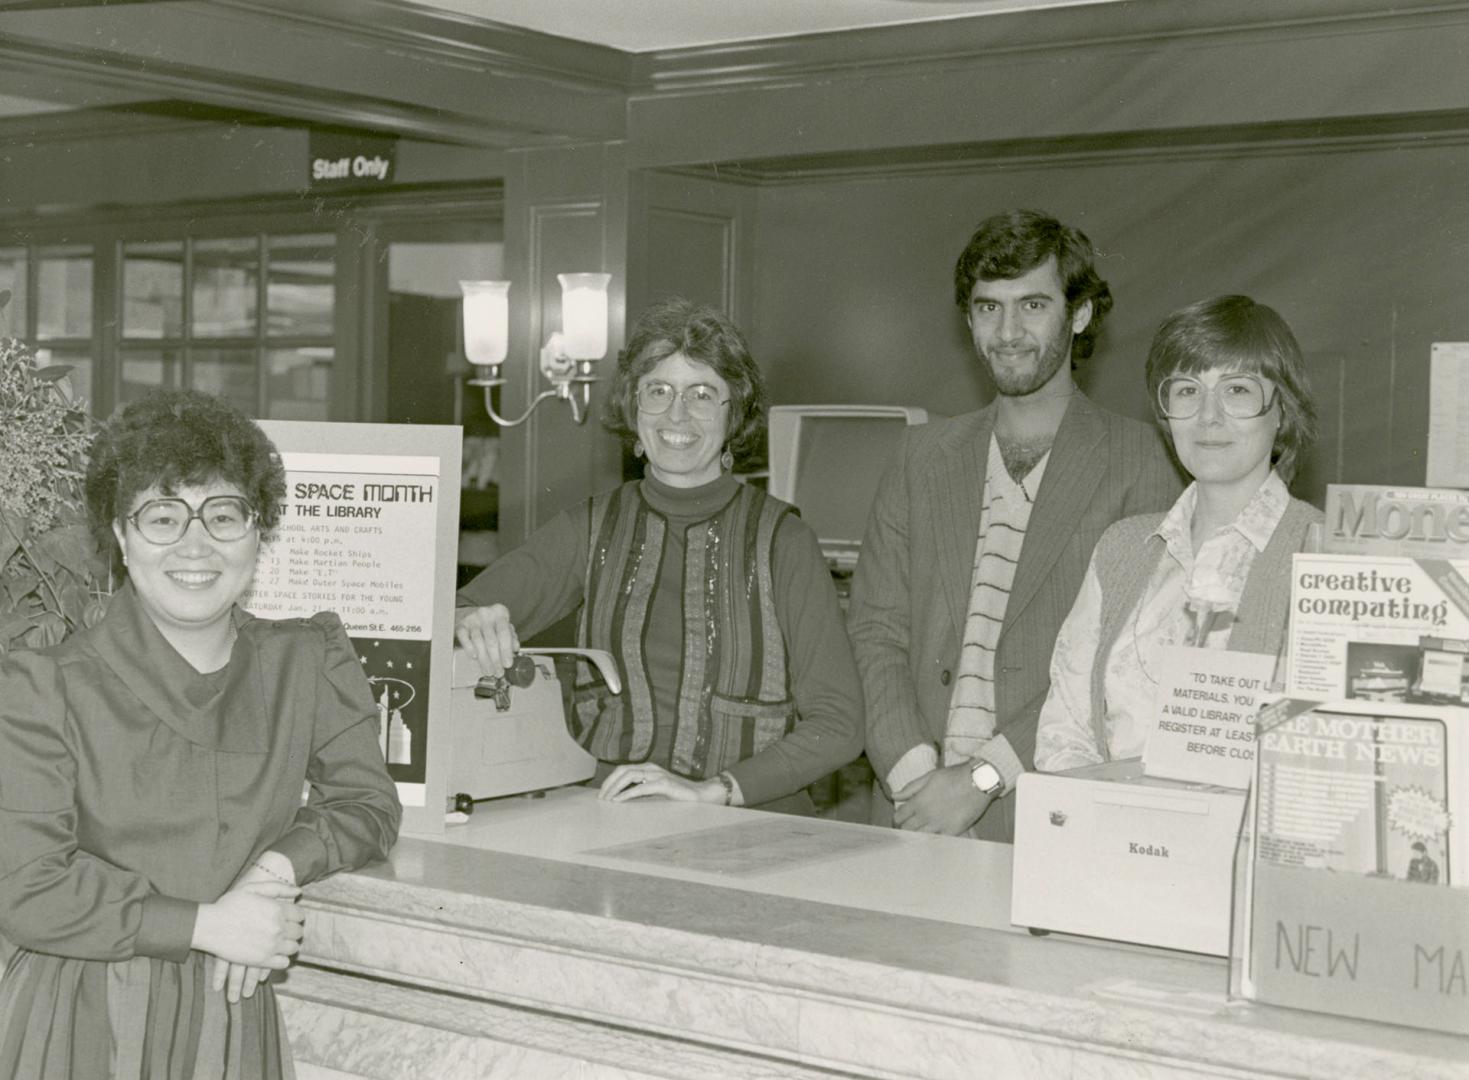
[280, 788, 1468, 1079]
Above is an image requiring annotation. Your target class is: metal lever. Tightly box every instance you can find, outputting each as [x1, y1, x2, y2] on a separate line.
[519, 647, 622, 695]
[473, 653, 539, 710]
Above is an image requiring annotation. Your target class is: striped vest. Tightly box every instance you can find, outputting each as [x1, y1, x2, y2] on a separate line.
[570, 481, 797, 778]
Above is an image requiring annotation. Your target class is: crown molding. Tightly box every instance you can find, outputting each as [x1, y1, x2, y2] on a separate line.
[0, 100, 377, 145]
[0, 30, 576, 147]
[661, 110, 1469, 185]
[629, 0, 1469, 93]
[2, 0, 1467, 154]
[211, 0, 633, 91]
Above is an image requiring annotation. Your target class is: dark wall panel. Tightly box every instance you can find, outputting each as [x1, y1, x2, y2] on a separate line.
[746, 138, 1469, 505]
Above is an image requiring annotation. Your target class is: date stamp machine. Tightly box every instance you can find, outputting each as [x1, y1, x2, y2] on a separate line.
[447, 646, 621, 813]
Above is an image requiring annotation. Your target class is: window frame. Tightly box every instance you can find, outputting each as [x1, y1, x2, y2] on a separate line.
[2, 185, 504, 421]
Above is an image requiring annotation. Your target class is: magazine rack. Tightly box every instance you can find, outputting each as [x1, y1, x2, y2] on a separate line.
[1231, 699, 1469, 1034]
[1229, 484, 1469, 1035]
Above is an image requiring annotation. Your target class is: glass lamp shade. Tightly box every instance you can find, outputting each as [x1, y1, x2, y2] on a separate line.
[557, 273, 611, 361]
[460, 280, 511, 367]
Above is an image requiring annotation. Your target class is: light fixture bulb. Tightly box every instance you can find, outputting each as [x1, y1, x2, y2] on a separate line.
[557, 273, 611, 361]
[460, 280, 511, 367]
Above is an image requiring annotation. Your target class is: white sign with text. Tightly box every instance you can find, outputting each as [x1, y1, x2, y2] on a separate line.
[1143, 646, 1276, 789]
[245, 422, 461, 835]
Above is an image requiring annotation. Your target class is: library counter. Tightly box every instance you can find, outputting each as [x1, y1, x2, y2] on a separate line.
[279, 788, 1468, 1079]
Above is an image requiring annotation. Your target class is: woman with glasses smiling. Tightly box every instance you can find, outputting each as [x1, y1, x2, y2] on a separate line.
[1034, 295, 1322, 772]
[456, 297, 864, 813]
[0, 388, 400, 1079]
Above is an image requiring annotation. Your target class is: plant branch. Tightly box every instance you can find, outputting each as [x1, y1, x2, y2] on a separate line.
[8, 526, 70, 633]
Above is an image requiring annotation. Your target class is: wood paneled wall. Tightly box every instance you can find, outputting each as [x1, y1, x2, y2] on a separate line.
[731, 136, 1469, 506]
[498, 142, 628, 543]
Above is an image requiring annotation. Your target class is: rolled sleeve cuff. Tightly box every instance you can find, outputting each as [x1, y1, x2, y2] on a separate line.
[136, 895, 198, 963]
[270, 828, 329, 886]
[978, 734, 1025, 796]
[885, 743, 940, 799]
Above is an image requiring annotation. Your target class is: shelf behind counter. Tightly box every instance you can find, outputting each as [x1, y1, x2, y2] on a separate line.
[280, 787, 1468, 1080]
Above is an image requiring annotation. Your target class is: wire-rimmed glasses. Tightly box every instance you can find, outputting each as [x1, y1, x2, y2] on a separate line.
[636, 380, 729, 421]
[1158, 373, 1275, 420]
[126, 495, 257, 545]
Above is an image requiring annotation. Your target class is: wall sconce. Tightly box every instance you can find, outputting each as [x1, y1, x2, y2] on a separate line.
[459, 273, 612, 427]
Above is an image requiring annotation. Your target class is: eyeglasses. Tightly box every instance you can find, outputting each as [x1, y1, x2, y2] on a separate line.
[636, 380, 729, 421]
[1158, 373, 1276, 420]
[126, 495, 257, 545]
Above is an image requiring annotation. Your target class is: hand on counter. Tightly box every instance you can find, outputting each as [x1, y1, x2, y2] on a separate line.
[455, 604, 521, 677]
[892, 763, 991, 835]
[600, 763, 730, 805]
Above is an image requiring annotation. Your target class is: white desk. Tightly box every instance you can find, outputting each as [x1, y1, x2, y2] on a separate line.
[281, 788, 1469, 1079]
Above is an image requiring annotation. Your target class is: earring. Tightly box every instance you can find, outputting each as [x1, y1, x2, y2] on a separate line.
[720, 448, 734, 473]
[634, 441, 645, 459]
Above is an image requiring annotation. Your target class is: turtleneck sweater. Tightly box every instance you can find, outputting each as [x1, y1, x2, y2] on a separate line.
[458, 473, 864, 807]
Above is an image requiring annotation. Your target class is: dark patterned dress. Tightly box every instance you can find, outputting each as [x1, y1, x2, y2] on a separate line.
[0, 584, 401, 1079]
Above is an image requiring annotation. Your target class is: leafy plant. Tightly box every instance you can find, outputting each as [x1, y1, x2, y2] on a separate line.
[0, 290, 111, 653]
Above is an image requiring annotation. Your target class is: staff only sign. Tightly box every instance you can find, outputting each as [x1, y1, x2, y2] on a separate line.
[308, 131, 396, 191]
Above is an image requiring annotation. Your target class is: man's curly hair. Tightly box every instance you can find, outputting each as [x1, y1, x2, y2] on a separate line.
[953, 209, 1113, 363]
[85, 388, 286, 566]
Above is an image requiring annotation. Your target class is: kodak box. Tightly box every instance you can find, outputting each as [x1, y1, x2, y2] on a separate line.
[1012, 759, 1247, 955]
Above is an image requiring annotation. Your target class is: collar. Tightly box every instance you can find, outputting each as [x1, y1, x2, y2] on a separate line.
[639, 472, 743, 523]
[82, 582, 267, 751]
[1154, 470, 1290, 555]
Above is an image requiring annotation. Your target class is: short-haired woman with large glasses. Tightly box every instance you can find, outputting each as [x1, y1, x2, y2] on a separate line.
[0, 388, 400, 1078]
[1034, 295, 1322, 771]
[456, 297, 864, 812]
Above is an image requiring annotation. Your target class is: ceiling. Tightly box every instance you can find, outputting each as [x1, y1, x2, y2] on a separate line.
[403, 0, 1119, 52]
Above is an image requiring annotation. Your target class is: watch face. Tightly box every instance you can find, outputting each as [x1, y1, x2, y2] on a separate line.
[971, 762, 1001, 794]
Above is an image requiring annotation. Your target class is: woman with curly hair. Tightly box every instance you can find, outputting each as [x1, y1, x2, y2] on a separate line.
[455, 297, 864, 813]
[0, 388, 401, 1078]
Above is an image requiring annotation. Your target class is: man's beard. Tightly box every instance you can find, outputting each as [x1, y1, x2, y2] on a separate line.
[981, 331, 1071, 397]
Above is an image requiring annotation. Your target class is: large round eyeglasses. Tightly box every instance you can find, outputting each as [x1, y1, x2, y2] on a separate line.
[636, 380, 729, 421]
[126, 495, 257, 545]
[1158, 373, 1276, 420]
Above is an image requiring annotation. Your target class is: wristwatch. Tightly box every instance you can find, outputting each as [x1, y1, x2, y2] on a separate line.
[969, 758, 1003, 796]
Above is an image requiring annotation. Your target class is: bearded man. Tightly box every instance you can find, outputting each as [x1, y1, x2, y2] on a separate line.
[848, 209, 1181, 842]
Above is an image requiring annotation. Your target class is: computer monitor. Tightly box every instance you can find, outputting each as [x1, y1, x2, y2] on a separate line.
[767, 404, 928, 572]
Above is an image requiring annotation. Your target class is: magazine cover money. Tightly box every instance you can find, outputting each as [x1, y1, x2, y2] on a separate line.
[1287, 552, 1469, 705]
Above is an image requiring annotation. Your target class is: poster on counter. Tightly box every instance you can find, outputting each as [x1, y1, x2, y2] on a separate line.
[246, 421, 461, 836]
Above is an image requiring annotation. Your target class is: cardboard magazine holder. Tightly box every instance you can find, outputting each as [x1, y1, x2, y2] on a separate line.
[1232, 698, 1469, 1035]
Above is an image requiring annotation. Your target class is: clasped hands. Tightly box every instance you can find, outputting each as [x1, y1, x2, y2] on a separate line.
[192, 854, 304, 1004]
[892, 761, 992, 835]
